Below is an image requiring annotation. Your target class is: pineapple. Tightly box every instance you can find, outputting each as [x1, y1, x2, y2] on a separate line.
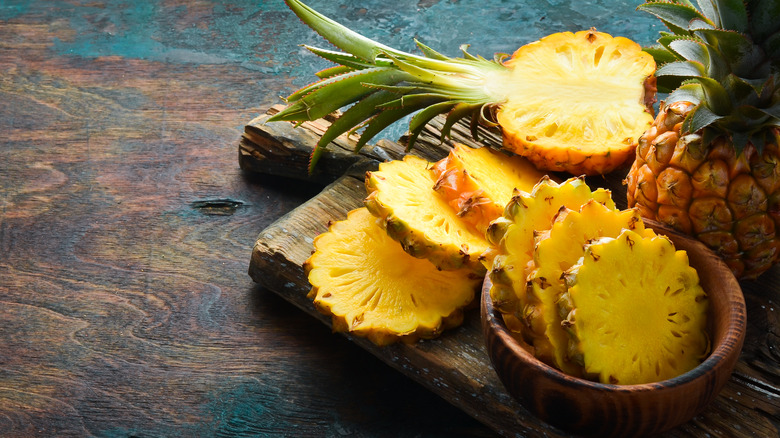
[559, 229, 710, 384]
[626, 0, 780, 279]
[525, 201, 654, 375]
[304, 207, 481, 346]
[484, 176, 615, 321]
[271, 0, 656, 175]
[431, 144, 546, 234]
[365, 155, 489, 272]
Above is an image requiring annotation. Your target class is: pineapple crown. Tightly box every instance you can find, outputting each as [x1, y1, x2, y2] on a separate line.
[639, 0, 780, 153]
[270, 0, 508, 172]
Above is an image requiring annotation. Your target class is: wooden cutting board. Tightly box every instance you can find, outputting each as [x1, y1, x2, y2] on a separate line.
[242, 106, 561, 437]
[240, 106, 778, 438]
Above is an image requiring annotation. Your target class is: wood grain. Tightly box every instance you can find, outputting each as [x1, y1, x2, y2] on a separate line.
[0, 3, 495, 436]
[245, 108, 780, 437]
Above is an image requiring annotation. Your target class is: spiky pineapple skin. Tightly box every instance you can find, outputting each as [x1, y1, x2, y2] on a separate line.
[484, 176, 616, 322]
[626, 101, 780, 279]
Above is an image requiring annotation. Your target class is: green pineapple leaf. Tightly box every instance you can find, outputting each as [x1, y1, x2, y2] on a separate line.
[309, 90, 399, 170]
[269, 68, 414, 122]
[440, 103, 482, 142]
[656, 61, 732, 113]
[642, 45, 680, 66]
[748, 0, 780, 42]
[285, 0, 403, 63]
[638, 1, 711, 34]
[316, 65, 355, 79]
[405, 101, 459, 150]
[696, 0, 720, 27]
[304, 46, 393, 71]
[353, 106, 422, 153]
[655, 59, 706, 77]
[415, 39, 449, 60]
[732, 131, 749, 153]
[668, 38, 708, 62]
[683, 103, 724, 134]
[758, 102, 780, 120]
[666, 82, 705, 105]
[763, 32, 780, 63]
[692, 28, 767, 78]
[708, 0, 749, 33]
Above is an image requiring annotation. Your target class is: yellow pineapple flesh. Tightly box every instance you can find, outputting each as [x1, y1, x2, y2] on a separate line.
[365, 155, 489, 272]
[485, 176, 615, 321]
[497, 30, 656, 175]
[304, 207, 481, 346]
[431, 144, 547, 234]
[559, 229, 710, 385]
[525, 201, 654, 375]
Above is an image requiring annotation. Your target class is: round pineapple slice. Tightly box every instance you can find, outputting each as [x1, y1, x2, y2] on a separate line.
[304, 208, 481, 346]
[365, 154, 489, 272]
[431, 144, 547, 234]
[485, 176, 615, 318]
[559, 229, 710, 385]
[526, 201, 654, 376]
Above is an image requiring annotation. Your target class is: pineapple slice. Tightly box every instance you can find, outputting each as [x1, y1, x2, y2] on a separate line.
[304, 208, 481, 346]
[431, 144, 547, 234]
[485, 176, 615, 318]
[365, 155, 489, 272]
[559, 229, 710, 384]
[526, 201, 654, 376]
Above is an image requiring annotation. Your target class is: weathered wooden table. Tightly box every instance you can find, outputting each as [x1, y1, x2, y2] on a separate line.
[3, 1, 779, 437]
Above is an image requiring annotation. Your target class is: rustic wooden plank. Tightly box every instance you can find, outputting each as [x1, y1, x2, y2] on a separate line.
[239, 106, 494, 182]
[248, 173, 561, 438]
[246, 109, 780, 437]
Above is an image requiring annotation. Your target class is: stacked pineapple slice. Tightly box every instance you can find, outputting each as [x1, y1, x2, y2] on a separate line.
[486, 178, 710, 384]
[304, 142, 709, 384]
[307, 145, 543, 345]
[305, 208, 480, 346]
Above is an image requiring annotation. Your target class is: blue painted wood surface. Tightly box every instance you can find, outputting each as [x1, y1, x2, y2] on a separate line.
[10, 1, 772, 437]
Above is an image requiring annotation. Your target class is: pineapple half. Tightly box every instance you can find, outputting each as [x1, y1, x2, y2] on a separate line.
[626, 0, 780, 279]
[271, 0, 657, 175]
[525, 201, 654, 375]
[431, 144, 546, 234]
[365, 155, 489, 272]
[559, 229, 710, 385]
[304, 207, 481, 346]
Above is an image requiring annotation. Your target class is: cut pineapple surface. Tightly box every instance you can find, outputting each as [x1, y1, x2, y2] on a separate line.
[273, 2, 657, 175]
[493, 30, 655, 175]
[365, 155, 489, 272]
[486, 176, 615, 317]
[305, 208, 481, 346]
[560, 229, 710, 385]
[525, 201, 653, 375]
[432, 144, 546, 234]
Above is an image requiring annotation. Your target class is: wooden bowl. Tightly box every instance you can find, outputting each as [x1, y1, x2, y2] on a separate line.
[481, 221, 746, 437]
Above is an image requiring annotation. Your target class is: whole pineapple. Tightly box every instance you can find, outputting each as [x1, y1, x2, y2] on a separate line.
[626, 0, 780, 279]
